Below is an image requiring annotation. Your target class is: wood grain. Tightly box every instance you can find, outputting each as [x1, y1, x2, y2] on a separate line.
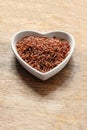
[0, 0, 87, 130]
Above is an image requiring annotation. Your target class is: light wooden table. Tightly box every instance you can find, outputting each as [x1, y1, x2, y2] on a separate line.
[0, 0, 87, 130]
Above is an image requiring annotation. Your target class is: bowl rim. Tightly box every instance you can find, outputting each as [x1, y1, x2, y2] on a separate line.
[11, 30, 75, 76]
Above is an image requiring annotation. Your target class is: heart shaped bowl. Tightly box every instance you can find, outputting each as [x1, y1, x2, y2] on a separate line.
[11, 30, 75, 80]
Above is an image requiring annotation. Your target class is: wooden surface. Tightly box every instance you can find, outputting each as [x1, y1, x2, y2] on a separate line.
[0, 0, 87, 130]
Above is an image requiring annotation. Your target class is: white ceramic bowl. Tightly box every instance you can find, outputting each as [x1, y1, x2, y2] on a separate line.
[11, 30, 75, 80]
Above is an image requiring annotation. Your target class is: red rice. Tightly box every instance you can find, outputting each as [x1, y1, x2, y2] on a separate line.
[16, 36, 70, 73]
